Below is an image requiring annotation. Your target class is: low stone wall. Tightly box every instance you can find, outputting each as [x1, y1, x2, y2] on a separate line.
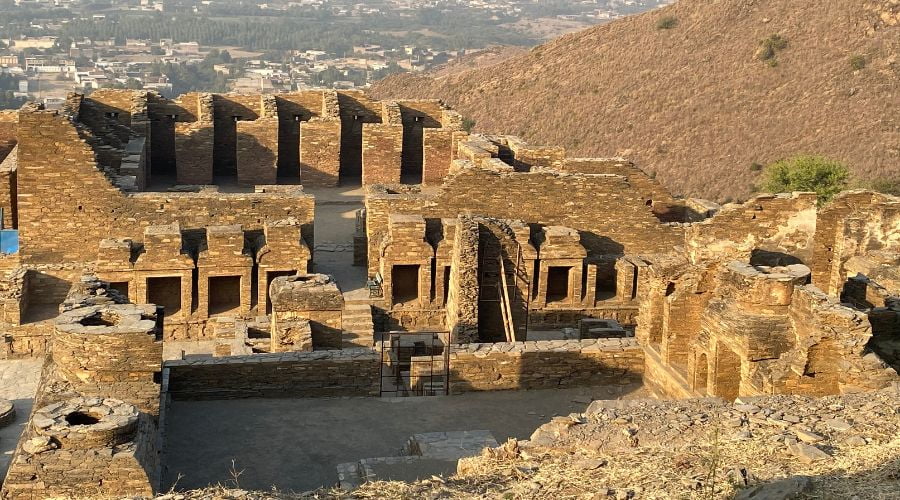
[447, 338, 644, 393]
[164, 348, 381, 400]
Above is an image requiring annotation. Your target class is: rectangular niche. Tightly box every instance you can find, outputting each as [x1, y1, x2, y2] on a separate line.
[209, 276, 241, 316]
[392, 264, 420, 305]
[546, 266, 572, 303]
[147, 276, 182, 317]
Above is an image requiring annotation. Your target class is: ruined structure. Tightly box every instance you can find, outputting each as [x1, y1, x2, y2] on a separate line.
[0, 90, 897, 496]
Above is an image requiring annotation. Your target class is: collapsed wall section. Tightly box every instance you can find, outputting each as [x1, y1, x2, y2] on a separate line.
[811, 190, 900, 296]
[685, 192, 818, 265]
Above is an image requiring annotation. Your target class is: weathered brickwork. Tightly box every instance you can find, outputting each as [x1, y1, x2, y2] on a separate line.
[811, 190, 900, 296]
[270, 274, 344, 350]
[365, 160, 686, 275]
[0, 144, 17, 229]
[637, 256, 898, 400]
[445, 338, 644, 393]
[164, 348, 380, 399]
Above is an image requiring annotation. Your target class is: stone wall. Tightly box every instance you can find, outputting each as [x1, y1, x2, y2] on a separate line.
[16, 108, 314, 271]
[236, 117, 279, 186]
[365, 160, 685, 274]
[163, 348, 380, 399]
[639, 258, 899, 400]
[446, 338, 644, 392]
[0, 110, 17, 165]
[362, 120, 403, 185]
[685, 192, 818, 265]
[445, 217, 479, 342]
[0, 144, 17, 228]
[270, 274, 344, 349]
[212, 94, 261, 176]
[811, 190, 900, 296]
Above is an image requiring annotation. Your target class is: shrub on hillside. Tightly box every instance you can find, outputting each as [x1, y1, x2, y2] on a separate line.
[657, 16, 678, 30]
[461, 117, 476, 133]
[759, 155, 849, 204]
[871, 178, 900, 196]
[849, 55, 867, 70]
[757, 34, 788, 63]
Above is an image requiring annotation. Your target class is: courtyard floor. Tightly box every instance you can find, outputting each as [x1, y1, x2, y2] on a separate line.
[0, 359, 43, 481]
[163, 383, 648, 493]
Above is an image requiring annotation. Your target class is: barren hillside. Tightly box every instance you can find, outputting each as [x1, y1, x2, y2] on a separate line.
[372, 0, 900, 201]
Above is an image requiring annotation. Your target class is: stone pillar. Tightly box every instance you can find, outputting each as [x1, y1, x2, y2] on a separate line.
[270, 274, 344, 350]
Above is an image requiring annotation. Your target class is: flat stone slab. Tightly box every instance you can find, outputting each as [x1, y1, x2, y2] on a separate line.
[406, 430, 499, 461]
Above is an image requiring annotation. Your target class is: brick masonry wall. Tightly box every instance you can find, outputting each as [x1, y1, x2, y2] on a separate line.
[164, 348, 381, 399]
[0, 144, 17, 228]
[236, 117, 279, 186]
[685, 192, 818, 264]
[0, 110, 18, 163]
[213, 95, 262, 175]
[175, 123, 214, 184]
[422, 129, 456, 185]
[365, 163, 686, 273]
[811, 190, 900, 296]
[16, 109, 314, 269]
[362, 123, 403, 184]
[300, 118, 341, 186]
[447, 338, 644, 393]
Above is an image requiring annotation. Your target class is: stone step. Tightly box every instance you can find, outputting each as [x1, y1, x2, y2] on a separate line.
[359, 456, 457, 485]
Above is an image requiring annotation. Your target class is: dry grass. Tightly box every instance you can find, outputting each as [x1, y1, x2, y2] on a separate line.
[371, 0, 900, 202]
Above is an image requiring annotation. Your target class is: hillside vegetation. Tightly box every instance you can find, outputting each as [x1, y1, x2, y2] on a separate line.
[372, 0, 900, 201]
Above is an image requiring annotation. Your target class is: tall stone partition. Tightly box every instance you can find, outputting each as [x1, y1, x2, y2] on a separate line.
[362, 101, 403, 185]
[422, 109, 465, 185]
[1, 278, 163, 499]
[236, 95, 279, 186]
[445, 216, 479, 343]
[299, 91, 342, 186]
[0, 144, 17, 229]
[175, 93, 214, 184]
[270, 274, 344, 349]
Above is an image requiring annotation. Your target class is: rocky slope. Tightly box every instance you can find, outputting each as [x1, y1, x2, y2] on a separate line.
[371, 0, 900, 201]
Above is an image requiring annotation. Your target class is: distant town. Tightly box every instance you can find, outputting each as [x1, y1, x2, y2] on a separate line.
[0, 0, 671, 107]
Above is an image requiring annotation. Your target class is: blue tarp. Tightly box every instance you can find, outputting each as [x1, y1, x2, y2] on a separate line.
[0, 230, 19, 254]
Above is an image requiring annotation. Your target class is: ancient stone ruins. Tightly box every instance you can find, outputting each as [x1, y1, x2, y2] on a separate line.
[0, 90, 896, 497]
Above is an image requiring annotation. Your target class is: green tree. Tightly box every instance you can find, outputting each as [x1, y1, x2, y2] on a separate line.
[758, 155, 849, 204]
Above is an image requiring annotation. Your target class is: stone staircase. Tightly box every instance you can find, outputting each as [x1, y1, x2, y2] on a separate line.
[336, 430, 499, 490]
[342, 303, 374, 347]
